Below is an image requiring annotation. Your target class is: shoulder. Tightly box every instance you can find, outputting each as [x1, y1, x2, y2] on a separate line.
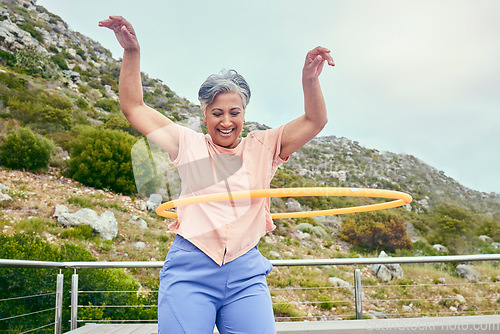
[176, 124, 205, 141]
[246, 125, 286, 143]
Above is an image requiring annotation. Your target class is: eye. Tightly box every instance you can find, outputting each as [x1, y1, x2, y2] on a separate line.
[231, 112, 240, 116]
[212, 112, 222, 117]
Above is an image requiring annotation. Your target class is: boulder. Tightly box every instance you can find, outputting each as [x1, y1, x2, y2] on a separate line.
[402, 305, 413, 312]
[92, 211, 118, 240]
[479, 235, 493, 243]
[328, 277, 354, 294]
[432, 244, 448, 253]
[456, 294, 466, 304]
[130, 215, 148, 229]
[295, 231, 310, 240]
[367, 310, 387, 319]
[268, 251, 281, 259]
[53, 205, 118, 240]
[0, 193, 12, 202]
[146, 194, 162, 212]
[370, 251, 404, 282]
[133, 242, 146, 250]
[455, 264, 480, 282]
[285, 198, 302, 212]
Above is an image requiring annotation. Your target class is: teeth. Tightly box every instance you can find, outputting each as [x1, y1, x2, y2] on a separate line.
[220, 129, 233, 134]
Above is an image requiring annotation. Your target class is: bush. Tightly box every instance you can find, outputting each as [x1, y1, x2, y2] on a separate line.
[0, 50, 16, 67]
[0, 127, 55, 172]
[14, 46, 61, 80]
[0, 71, 28, 89]
[104, 113, 140, 136]
[0, 234, 157, 333]
[94, 98, 121, 113]
[68, 127, 138, 194]
[50, 53, 69, 70]
[340, 211, 412, 251]
[19, 22, 44, 44]
[426, 203, 478, 253]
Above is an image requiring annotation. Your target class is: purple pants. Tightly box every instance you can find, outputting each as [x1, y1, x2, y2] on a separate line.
[158, 235, 276, 334]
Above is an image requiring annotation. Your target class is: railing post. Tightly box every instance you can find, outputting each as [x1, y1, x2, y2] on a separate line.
[54, 271, 63, 334]
[354, 268, 362, 319]
[71, 269, 79, 330]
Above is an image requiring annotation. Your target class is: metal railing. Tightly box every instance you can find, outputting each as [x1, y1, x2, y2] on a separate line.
[1, 254, 500, 333]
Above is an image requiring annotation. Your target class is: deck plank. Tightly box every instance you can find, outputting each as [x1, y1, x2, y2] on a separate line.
[65, 315, 500, 334]
[66, 324, 158, 334]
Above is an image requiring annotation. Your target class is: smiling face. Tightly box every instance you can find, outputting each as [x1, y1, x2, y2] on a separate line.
[203, 91, 245, 149]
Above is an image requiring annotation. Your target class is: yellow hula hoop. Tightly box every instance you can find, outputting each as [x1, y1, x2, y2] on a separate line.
[156, 187, 413, 219]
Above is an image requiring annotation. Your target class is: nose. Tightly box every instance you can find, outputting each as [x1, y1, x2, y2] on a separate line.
[221, 113, 231, 127]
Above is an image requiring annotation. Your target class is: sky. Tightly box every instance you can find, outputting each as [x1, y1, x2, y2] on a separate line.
[37, 0, 500, 194]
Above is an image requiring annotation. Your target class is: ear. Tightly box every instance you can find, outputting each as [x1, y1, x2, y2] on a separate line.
[203, 110, 207, 125]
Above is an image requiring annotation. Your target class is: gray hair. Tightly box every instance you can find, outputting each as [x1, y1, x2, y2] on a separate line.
[198, 69, 251, 112]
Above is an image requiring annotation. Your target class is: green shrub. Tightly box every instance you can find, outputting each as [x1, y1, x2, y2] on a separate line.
[104, 113, 140, 136]
[0, 71, 28, 89]
[0, 50, 16, 67]
[76, 97, 90, 109]
[19, 22, 44, 44]
[69, 127, 138, 194]
[426, 203, 479, 253]
[15, 217, 58, 235]
[7, 98, 72, 130]
[45, 132, 75, 151]
[340, 211, 412, 251]
[272, 303, 303, 318]
[50, 53, 69, 70]
[60, 224, 95, 240]
[0, 127, 55, 172]
[0, 234, 157, 332]
[14, 46, 61, 80]
[94, 98, 120, 113]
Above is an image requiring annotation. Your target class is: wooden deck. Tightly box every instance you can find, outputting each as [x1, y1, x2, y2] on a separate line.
[65, 315, 500, 333]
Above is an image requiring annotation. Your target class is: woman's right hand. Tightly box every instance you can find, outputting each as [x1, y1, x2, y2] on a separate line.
[98, 16, 139, 51]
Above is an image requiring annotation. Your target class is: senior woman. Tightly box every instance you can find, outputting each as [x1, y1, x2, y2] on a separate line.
[99, 16, 334, 334]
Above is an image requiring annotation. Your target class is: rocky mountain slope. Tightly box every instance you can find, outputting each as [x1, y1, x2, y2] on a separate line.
[1, 1, 500, 326]
[1, 0, 499, 243]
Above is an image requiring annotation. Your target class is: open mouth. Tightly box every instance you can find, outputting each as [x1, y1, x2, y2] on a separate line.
[217, 128, 234, 137]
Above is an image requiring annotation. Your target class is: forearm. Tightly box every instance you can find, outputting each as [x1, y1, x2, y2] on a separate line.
[119, 48, 145, 115]
[302, 77, 328, 129]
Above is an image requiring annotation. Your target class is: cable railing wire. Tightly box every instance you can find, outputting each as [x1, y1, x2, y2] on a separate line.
[1, 256, 500, 332]
[0, 292, 55, 302]
[361, 281, 500, 288]
[0, 307, 55, 322]
[363, 296, 500, 303]
[19, 322, 56, 334]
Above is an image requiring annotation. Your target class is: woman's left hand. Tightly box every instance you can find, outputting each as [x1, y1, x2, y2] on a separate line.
[302, 46, 335, 80]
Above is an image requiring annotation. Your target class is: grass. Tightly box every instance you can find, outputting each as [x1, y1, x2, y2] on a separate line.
[13, 217, 60, 235]
[1, 166, 499, 321]
[67, 195, 128, 212]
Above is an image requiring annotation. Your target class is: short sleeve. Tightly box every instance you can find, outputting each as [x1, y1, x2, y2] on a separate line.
[146, 124, 204, 167]
[249, 124, 289, 169]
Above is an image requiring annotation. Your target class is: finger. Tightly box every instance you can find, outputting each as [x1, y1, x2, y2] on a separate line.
[99, 16, 135, 33]
[314, 55, 325, 72]
[308, 46, 330, 56]
[314, 46, 331, 53]
[324, 52, 335, 66]
[309, 47, 334, 67]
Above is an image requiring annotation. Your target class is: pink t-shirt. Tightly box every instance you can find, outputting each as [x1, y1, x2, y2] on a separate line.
[162, 124, 287, 265]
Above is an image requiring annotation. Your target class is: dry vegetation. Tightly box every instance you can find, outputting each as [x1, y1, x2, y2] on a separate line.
[1, 166, 499, 320]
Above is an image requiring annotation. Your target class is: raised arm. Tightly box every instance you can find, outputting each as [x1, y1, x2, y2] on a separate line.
[98, 16, 178, 157]
[280, 46, 334, 159]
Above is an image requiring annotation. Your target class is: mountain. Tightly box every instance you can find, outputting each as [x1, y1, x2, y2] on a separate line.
[2, 2, 500, 328]
[1, 0, 499, 250]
